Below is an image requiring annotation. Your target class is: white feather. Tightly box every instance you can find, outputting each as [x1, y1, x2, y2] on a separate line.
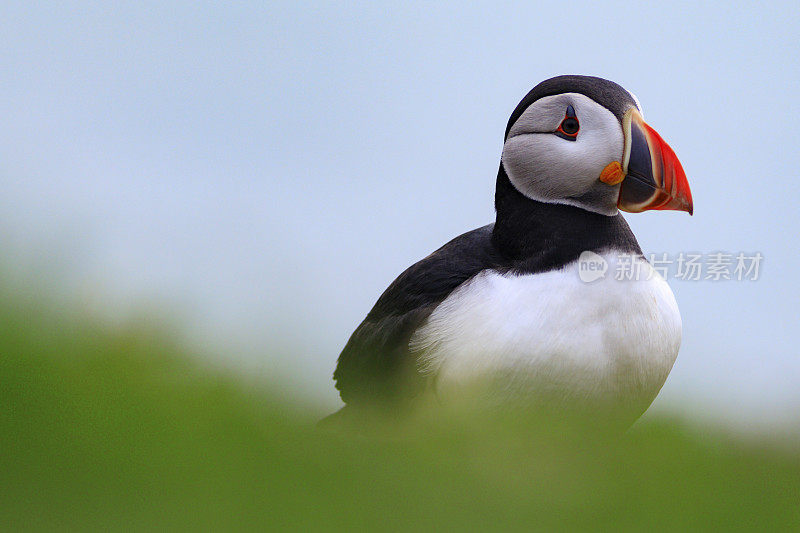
[409, 251, 681, 412]
[502, 93, 625, 216]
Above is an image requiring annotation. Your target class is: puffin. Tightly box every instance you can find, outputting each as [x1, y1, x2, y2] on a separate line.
[330, 75, 693, 426]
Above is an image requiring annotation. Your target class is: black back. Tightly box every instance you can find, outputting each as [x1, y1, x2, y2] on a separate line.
[333, 224, 502, 404]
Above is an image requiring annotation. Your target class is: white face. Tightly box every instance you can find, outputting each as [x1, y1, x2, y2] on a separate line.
[501, 93, 628, 216]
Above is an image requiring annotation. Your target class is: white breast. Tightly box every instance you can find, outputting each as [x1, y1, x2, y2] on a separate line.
[409, 251, 681, 412]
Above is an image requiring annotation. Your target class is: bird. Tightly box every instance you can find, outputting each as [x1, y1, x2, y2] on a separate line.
[328, 75, 693, 427]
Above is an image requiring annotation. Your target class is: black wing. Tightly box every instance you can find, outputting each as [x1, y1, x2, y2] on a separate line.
[333, 224, 500, 405]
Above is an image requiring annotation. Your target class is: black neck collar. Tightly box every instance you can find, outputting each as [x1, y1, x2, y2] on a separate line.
[491, 165, 641, 271]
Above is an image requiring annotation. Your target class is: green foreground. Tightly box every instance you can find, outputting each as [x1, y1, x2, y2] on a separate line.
[1, 293, 798, 531]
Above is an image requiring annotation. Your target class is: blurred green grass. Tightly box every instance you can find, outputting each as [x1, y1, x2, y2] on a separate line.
[1, 288, 799, 531]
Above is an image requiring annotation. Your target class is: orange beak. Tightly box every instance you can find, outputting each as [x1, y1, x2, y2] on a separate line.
[617, 110, 693, 215]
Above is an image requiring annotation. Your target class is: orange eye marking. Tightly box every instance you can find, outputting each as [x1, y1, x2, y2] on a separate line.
[554, 104, 579, 140]
[556, 121, 579, 137]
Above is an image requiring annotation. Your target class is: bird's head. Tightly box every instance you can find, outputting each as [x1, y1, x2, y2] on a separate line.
[500, 75, 693, 216]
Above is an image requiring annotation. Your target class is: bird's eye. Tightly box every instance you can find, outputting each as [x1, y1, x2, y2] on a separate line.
[555, 105, 579, 141]
[560, 117, 579, 134]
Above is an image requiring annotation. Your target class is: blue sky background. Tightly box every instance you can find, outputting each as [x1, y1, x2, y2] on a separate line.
[1, 2, 798, 424]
